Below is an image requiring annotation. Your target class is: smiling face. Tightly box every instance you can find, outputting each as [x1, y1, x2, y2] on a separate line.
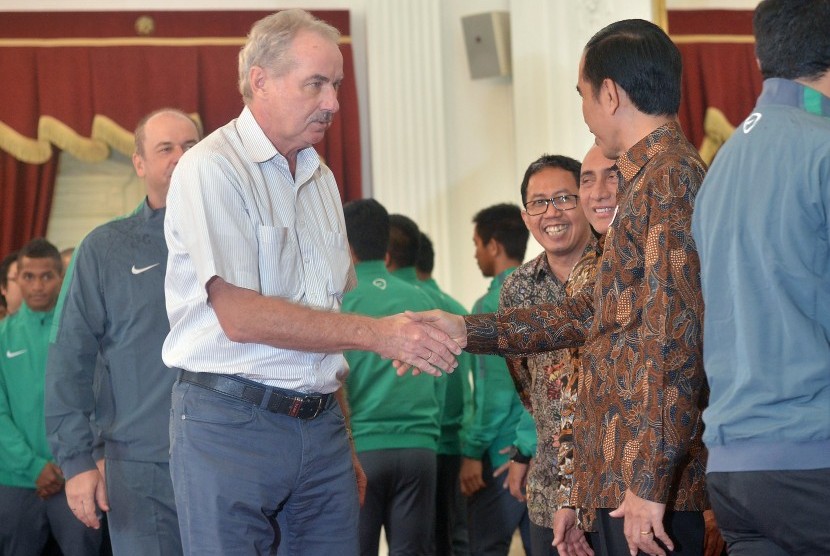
[579, 145, 619, 235]
[251, 29, 344, 161]
[521, 166, 592, 266]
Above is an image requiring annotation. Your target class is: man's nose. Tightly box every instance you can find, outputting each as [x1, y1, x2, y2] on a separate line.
[322, 85, 340, 113]
[171, 145, 187, 164]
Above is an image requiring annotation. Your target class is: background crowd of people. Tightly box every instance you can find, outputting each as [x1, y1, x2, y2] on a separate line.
[1, 1, 828, 555]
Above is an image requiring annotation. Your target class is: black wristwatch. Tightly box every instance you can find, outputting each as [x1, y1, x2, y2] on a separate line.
[508, 446, 531, 464]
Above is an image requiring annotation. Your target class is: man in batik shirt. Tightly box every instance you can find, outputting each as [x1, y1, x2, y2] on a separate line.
[498, 154, 593, 556]
[411, 20, 709, 556]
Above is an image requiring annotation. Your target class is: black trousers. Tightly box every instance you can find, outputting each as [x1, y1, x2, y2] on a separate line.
[708, 468, 830, 556]
[594, 508, 704, 556]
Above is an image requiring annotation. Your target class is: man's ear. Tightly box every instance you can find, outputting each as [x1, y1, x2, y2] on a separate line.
[521, 210, 532, 231]
[250, 66, 269, 98]
[132, 152, 145, 178]
[487, 238, 502, 257]
[601, 78, 622, 115]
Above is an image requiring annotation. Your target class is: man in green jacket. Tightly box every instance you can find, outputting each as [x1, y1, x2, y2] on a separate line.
[463, 204, 530, 556]
[343, 199, 443, 556]
[389, 216, 473, 555]
[0, 238, 101, 555]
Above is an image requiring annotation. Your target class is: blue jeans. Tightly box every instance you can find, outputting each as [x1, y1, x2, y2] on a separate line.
[169, 379, 359, 556]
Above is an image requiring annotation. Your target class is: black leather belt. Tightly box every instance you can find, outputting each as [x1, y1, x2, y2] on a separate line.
[179, 370, 332, 420]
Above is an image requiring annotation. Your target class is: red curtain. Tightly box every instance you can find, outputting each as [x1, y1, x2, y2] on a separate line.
[669, 10, 763, 152]
[0, 10, 362, 256]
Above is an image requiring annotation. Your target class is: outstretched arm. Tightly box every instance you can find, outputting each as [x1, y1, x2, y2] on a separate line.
[208, 277, 461, 376]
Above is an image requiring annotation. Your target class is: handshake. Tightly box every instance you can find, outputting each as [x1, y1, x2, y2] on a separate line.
[376, 309, 469, 377]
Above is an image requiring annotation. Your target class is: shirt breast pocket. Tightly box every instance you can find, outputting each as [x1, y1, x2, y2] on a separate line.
[321, 230, 350, 299]
[256, 225, 303, 301]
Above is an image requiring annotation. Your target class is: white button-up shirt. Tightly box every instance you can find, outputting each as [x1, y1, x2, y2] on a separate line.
[163, 107, 355, 393]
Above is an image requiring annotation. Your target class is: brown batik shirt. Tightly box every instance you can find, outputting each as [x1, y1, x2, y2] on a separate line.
[499, 242, 595, 527]
[466, 121, 709, 511]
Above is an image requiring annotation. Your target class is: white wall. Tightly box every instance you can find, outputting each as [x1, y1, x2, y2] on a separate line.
[3, 0, 757, 308]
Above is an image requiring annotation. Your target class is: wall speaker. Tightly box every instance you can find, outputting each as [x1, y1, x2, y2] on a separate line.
[461, 11, 511, 80]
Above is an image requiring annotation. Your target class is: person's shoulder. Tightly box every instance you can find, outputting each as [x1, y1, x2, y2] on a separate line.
[386, 274, 435, 307]
[80, 212, 142, 252]
[508, 256, 543, 283]
[0, 309, 23, 340]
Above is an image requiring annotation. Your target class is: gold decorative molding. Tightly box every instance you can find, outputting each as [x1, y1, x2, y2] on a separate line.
[0, 120, 53, 164]
[653, 0, 668, 33]
[0, 36, 352, 48]
[671, 34, 754, 44]
[39, 116, 109, 162]
[699, 107, 736, 165]
[135, 15, 155, 36]
[0, 112, 203, 164]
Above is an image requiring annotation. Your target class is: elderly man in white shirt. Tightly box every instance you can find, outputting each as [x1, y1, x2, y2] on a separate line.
[163, 9, 459, 556]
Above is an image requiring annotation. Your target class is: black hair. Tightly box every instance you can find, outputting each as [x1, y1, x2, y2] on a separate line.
[472, 203, 528, 262]
[343, 199, 390, 262]
[388, 214, 421, 268]
[415, 232, 435, 274]
[754, 0, 830, 81]
[583, 19, 682, 116]
[520, 154, 581, 204]
[18, 238, 62, 274]
[0, 250, 18, 290]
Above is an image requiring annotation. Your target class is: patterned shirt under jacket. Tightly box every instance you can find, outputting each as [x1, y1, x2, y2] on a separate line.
[465, 121, 709, 511]
[499, 243, 594, 528]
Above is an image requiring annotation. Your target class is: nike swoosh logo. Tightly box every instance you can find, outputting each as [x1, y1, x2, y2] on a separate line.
[6, 349, 27, 359]
[131, 263, 160, 275]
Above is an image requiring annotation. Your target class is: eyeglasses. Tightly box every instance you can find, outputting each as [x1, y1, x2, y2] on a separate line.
[523, 194, 579, 215]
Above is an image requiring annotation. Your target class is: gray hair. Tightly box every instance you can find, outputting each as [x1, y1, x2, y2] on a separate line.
[238, 9, 341, 103]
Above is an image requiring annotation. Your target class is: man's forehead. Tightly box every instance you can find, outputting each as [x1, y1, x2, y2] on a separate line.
[530, 167, 577, 188]
[19, 256, 59, 273]
[145, 113, 198, 137]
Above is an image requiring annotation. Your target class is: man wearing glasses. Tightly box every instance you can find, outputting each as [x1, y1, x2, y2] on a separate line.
[498, 154, 595, 555]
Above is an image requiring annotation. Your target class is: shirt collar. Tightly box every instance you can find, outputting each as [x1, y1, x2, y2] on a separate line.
[757, 78, 830, 118]
[616, 120, 685, 196]
[354, 260, 389, 279]
[237, 106, 322, 183]
[529, 252, 554, 283]
[17, 302, 55, 323]
[531, 237, 598, 284]
[140, 198, 165, 222]
[390, 266, 419, 283]
[489, 266, 517, 292]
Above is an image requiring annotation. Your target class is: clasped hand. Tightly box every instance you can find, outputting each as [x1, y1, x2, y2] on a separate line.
[390, 310, 467, 376]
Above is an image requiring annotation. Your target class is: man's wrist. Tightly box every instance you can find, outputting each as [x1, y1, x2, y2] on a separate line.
[508, 445, 531, 464]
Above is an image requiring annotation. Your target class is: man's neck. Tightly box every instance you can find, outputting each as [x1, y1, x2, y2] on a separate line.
[618, 113, 676, 156]
[492, 258, 520, 277]
[546, 238, 591, 283]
